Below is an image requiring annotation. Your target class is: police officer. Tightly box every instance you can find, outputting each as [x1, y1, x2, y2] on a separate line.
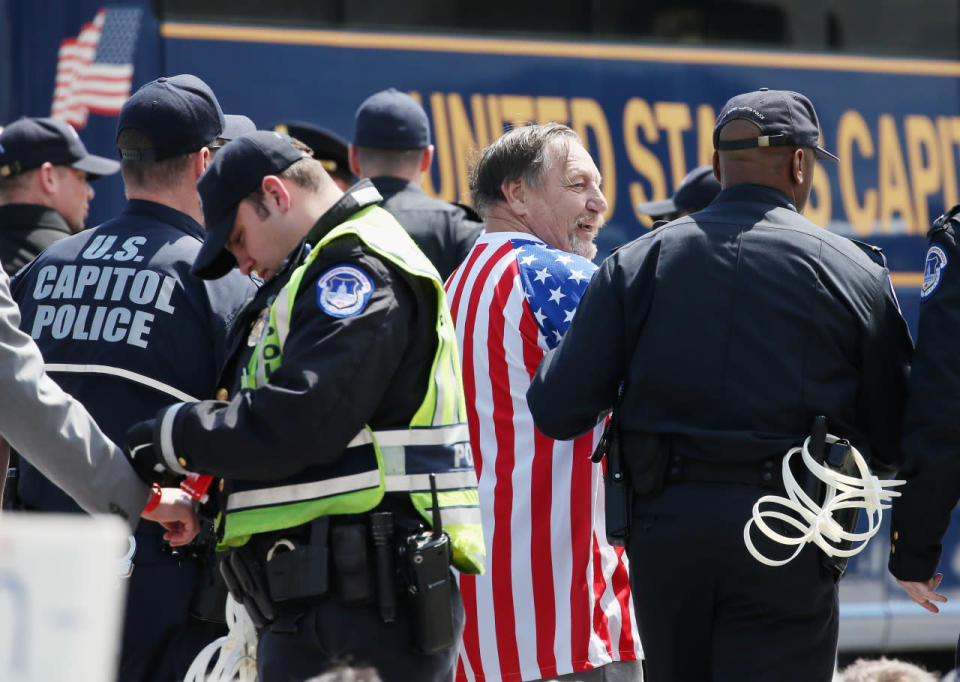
[527, 89, 913, 682]
[0, 261, 197, 537]
[10, 74, 255, 682]
[123, 131, 485, 682]
[273, 120, 356, 190]
[889, 204, 960, 614]
[349, 88, 484, 281]
[0, 117, 120, 275]
[636, 163, 721, 225]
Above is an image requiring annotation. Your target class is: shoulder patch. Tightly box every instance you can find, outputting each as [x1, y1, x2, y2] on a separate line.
[315, 265, 374, 318]
[920, 245, 948, 301]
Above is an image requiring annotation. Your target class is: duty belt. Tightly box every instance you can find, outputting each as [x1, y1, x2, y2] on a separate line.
[666, 455, 783, 491]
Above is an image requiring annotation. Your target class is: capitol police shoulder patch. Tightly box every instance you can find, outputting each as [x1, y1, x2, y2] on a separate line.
[920, 245, 948, 301]
[316, 265, 374, 318]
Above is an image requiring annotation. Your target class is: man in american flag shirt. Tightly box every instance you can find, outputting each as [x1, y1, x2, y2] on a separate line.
[445, 123, 643, 682]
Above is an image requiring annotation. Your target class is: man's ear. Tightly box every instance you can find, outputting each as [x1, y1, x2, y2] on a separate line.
[791, 148, 805, 185]
[419, 145, 434, 173]
[501, 178, 526, 215]
[348, 144, 361, 177]
[38, 162, 58, 196]
[193, 147, 210, 178]
[261, 175, 291, 214]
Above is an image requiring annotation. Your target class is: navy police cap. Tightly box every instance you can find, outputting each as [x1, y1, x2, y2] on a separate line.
[193, 131, 306, 280]
[117, 74, 225, 161]
[353, 88, 431, 150]
[637, 165, 721, 218]
[713, 88, 838, 162]
[274, 121, 352, 177]
[220, 114, 256, 142]
[0, 117, 119, 180]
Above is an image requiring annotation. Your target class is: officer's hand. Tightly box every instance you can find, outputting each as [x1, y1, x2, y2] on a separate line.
[124, 418, 179, 486]
[141, 487, 200, 546]
[897, 574, 947, 614]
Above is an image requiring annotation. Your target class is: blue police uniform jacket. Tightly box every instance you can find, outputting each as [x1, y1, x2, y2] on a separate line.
[12, 199, 256, 515]
[890, 205, 960, 581]
[529, 184, 913, 477]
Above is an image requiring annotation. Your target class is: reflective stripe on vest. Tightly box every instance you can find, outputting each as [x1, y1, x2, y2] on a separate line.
[224, 206, 484, 574]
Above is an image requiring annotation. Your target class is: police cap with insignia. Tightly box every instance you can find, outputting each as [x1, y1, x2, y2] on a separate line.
[637, 165, 721, 219]
[353, 88, 430, 150]
[714, 88, 839, 162]
[117, 74, 225, 161]
[193, 131, 306, 280]
[273, 121, 354, 184]
[0, 116, 119, 180]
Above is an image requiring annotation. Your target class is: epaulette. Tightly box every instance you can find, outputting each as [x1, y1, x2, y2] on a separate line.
[452, 202, 483, 222]
[849, 238, 887, 268]
[929, 204, 960, 237]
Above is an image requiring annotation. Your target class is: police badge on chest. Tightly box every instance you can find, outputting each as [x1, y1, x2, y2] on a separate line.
[247, 307, 270, 347]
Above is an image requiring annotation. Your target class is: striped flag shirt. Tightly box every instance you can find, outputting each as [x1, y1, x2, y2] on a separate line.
[446, 232, 642, 682]
[51, 6, 142, 128]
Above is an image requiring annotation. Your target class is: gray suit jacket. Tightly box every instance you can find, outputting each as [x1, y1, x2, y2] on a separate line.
[0, 269, 147, 527]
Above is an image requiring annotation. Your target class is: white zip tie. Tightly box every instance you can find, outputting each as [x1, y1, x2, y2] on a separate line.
[183, 594, 258, 682]
[743, 433, 905, 567]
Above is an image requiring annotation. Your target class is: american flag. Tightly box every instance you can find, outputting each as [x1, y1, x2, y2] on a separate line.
[51, 6, 142, 128]
[445, 233, 642, 682]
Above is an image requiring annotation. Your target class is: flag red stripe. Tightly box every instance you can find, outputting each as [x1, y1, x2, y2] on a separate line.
[612, 546, 638, 656]
[519, 296, 560, 678]
[487, 260, 522, 680]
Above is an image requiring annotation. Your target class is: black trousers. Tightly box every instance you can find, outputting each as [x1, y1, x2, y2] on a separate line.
[120, 531, 226, 682]
[626, 481, 838, 682]
[256, 575, 464, 682]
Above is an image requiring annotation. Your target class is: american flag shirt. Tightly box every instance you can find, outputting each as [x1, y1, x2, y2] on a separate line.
[445, 232, 642, 682]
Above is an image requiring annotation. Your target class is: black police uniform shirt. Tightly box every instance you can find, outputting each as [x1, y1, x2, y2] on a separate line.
[11, 198, 255, 514]
[528, 184, 913, 476]
[164, 181, 437, 528]
[890, 205, 960, 581]
[0, 203, 72, 276]
[370, 176, 483, 282]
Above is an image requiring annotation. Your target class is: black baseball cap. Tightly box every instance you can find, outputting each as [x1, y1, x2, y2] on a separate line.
[713, 88, 838, 162]
[193, 131, 306, 279]
[117, 74, 225, 161]
[220, 114, 256, 142]
[353, 88, 430, 149]
[274, 121, 352, 179]
[0, 117, 119, 180]
[637, 165, 721, 218]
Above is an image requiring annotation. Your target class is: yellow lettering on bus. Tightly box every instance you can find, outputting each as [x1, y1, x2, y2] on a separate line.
[500, 95, 536, 129]
[654, 102, 692, 190]
[487, 95, 505, 141]
[623, 98, 666, 228]
[904, 115, 942, 232]
[878, 114, 916, 234]
[570, 97, 616, 220]
[412, 92, 455, 202]
[837, 110, 877, 236]
[697, 104, 716, 168]
[535, 97, 569, 125]
[805, 160, 832, 228]
[446, 94, 489, 205]
[938, 116, 960, 212]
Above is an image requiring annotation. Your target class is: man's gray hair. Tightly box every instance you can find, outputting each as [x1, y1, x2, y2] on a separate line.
[469, 123, 581, 219]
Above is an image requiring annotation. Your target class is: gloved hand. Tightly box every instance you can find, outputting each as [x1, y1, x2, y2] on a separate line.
[124, 418, 181, 487]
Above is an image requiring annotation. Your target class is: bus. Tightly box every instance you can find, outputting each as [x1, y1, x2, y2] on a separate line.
[3, 0, 960, 666]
